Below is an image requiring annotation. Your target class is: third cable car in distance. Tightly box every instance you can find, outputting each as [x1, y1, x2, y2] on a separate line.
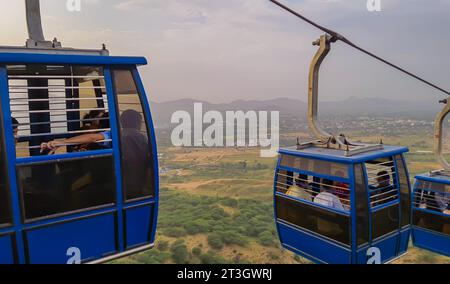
[412, 99, 450, 257]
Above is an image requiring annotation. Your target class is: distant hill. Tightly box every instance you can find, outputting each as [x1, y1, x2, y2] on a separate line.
[149, 97, 442, 128]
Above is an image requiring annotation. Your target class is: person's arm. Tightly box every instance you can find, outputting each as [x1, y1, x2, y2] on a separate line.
[41, 133, 105, 153]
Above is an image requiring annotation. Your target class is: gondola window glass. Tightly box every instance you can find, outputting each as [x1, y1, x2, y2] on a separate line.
[280, 155, 348, 178]
[354, 164, 369, 245]
[17, 155, 116, 221]
[365, 157, 400, 239]
[395, 155, 411, 227]
[7, 65, 111, 158]
[365, 157, 399, 209]
[276, 169, 351, 212]
[276, 195, 351, 246]
[7, 65, 116, 221]
[413, 181, 449, 236]
[113, 70, 154, 201]
[0, 120, 12, 225]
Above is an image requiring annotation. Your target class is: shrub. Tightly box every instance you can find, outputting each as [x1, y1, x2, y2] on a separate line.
[199, 252, 227, 264]
[208, 233, 224, 250]
[164, 227, 187, 238]
[258, 231, 274, 246]
[192, 247, 202, 256]
[171, 241, 189, 264]
[157, 240, 169, 251]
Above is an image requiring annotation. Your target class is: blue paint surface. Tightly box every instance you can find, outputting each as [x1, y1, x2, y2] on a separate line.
[25, 214, 117, 264]
[125, 205, 153, 249]
[0, 234, 14, 264]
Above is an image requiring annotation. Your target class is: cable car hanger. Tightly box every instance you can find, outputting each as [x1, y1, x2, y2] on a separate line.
[269, 0, 450, 157]
[0, 0, 109, 55]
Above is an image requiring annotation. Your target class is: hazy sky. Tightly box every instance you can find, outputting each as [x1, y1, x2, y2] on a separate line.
[0, 0, 449, 103]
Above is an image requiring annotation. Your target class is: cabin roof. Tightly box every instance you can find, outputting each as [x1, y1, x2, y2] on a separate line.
[279, 145, 409, 164]
[0, 52, 147, 66]
[415, 172, 450, 186]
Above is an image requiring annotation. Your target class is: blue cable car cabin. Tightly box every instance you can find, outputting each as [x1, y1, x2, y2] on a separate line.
[412, 171, 450, 257]
[0, 53, 159, 264]
[274, 145, 412, 264]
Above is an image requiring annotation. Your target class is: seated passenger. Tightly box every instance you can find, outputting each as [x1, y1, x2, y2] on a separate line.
[40, 111, 110, 154]
[286, 174, 312, 201]
[313, 179, 345, 211]
[119, 110, 152, 199]
[431, 184, 449, 213]
[74, 111, 110, 152]
[371, 171, 395, 206]
[334, 170, 350, 205]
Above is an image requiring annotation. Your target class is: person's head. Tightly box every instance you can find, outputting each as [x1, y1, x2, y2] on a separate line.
[82, 110, 109, 130]
[296, 174, 308, 187]
[120, 110, 142, 130]
[12, 117, 19, 144]
[377, 171, 390, 187]
[322, 179, 334, 191]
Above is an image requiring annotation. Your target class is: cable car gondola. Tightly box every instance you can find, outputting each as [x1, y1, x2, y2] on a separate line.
[269, 0, 450, 264]
[273, 35, 412, 264]
[412, 100, 450, 257]
[0, 0, 158, 264]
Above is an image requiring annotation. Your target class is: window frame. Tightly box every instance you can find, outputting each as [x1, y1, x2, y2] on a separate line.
[0, 102, 13, 228]
[4, 64, 119, 223]
[110, 67, 155, 203]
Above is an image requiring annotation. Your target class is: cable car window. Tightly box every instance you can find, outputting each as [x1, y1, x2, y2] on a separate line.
[395, 155, 411, 227]
[354, 164, 369, 246]
[413, 181, 449, 216]
[0, 119, 12, 226]
[276, 170, 350, 211]
[372, 204, 400, 239]
[365, 158, 399, 208]
[112, 70, 154, 201]
[276, 195, 351, 246]
[413, 211, 450, 236]
[7, 65, 111, 158]
[17, 155, 116, 221]
[280, 155, 348, 178]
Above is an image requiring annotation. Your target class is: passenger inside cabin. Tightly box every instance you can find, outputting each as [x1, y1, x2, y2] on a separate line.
[334, 170, 350, 206]
[119, 110, 151, 199]
[12, 117, 19, 145]
[429, 184, 449, 214]
[313, 179, 345, 211]
[286, 173, 312, 201]
[40, 111, 111, 154]
[73, 110, 110, 152]
[371, 170, 395, 206]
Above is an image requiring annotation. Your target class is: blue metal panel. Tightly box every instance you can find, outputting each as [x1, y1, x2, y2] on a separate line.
[372, 233, 400, 263]
[412, 227, 450, 257]
[104, 68, 125, 252]
[399, 228, 411, 254]
[277, 221, 351, 264]
[279, 145, 409, 164]
[25, 213, 117, 264]
[0, 53, 147, 66]
[132, 68, 159, 244]
[0, 66, 26, 263]
[0, 234, 15, 264]
[16, 149, 113, 165]
[125, 204, 153, 249]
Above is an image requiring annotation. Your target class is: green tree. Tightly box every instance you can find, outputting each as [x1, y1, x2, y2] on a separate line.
[208, 233, 224, 250]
